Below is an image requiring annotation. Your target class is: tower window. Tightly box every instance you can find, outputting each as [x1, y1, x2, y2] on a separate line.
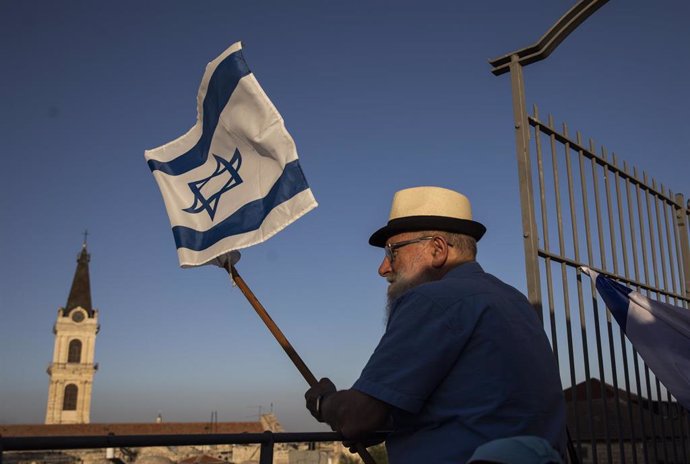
[63, 384, 78, 410]
[67, 339, 82, 363]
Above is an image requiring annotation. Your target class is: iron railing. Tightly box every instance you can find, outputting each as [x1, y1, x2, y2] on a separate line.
[527, 106, 690, 464]
[0, 431, 389, 464]
[491, 0, 690, 462]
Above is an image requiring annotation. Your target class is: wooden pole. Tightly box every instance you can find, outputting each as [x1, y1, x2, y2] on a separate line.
[229, 265, 317, 385]
[226, 263, 376, 464]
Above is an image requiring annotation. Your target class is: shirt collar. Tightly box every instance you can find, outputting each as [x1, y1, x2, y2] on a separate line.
[443, 261, 484, 279]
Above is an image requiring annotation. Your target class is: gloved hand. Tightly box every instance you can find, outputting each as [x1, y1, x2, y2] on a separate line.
[305, 377, 337, 422]
[342, 436, 386, 454]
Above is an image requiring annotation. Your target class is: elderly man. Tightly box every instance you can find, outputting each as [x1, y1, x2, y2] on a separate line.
[305, 186, 566, 463]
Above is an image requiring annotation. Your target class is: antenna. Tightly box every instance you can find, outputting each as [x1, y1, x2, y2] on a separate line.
[246, 404, 264, 420]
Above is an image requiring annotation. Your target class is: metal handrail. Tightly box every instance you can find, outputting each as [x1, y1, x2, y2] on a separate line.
[0, 431, 390, 464]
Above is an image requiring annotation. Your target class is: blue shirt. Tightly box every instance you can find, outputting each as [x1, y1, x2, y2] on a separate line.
[352, 262, 566, 463]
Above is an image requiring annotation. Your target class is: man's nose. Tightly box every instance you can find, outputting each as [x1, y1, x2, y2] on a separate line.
[378, 256, 392, 277]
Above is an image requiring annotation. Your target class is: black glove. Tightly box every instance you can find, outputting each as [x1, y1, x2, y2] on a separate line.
[305, 377, 337, 422]
[342, 436, 386, 453]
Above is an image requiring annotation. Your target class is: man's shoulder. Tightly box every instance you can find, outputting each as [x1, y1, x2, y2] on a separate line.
[412, 262, 530, 308]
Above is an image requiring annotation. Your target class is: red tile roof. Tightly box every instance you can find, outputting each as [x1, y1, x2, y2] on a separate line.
[0, 422, 264, 437]
[179, 455, 226, 464]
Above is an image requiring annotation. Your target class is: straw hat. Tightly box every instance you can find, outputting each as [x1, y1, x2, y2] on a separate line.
[369, 186, 486, 247]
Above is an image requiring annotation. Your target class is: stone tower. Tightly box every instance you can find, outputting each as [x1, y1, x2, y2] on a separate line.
[45, 240, 99, 424]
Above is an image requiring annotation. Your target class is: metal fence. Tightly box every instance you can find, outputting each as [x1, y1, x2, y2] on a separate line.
[0, 431, 389, 464]
[526, 106, 690, 463]
[490, 1, 690, 462]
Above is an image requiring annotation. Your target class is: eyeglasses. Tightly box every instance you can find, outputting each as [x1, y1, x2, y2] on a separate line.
[384, 236, 435, 263]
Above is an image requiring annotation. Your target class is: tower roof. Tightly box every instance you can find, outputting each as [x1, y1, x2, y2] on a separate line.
[65, 242, 93, 316]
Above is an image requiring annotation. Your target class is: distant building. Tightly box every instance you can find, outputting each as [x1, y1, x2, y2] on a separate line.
[2, 415, 280, 438]
[1, 415, 350, 464]
[45, 240, 99, 424]
[564, 378, 686, 464]
[3, 239, 351, 463]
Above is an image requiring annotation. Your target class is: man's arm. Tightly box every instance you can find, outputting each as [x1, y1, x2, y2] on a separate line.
[305, 378, 391, 440]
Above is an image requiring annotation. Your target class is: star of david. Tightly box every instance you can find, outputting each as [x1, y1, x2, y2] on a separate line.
[183, 149, 243, 220]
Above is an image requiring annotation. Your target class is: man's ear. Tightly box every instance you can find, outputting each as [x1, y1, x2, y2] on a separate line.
[430, 237, 448, 268]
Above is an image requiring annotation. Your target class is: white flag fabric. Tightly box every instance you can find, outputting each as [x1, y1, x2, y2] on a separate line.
[580, 266, 690, 409]
[145, 42, 317, 267]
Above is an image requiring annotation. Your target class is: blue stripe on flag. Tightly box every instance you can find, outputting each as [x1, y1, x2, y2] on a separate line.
[585, 268, 690, 410]
[172, 159, 309, 251]
[147, 49, 251, 175]
[594, 274, 634, 332]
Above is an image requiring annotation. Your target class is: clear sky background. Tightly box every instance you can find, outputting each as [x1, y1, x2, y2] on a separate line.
[1, 0, 688, 431]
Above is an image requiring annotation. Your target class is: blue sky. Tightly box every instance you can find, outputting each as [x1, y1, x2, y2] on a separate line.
[1, 0, 688, 431]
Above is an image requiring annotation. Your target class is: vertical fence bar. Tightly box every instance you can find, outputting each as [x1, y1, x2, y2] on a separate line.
[653, 180, 670, 297]
[670, 193, 686, 309]
[623, 161, 648, 463]
[508, 55, 543, 319]
[633, 166, 659, 463]
[644, 176, 669, 462]
[671, 193, 690, 464]
[611, 153, 638, 463]
[589, 141, 607, 272]
[644, 172, 667, 462]
[658, 184, 681, 463]
[678, 402, 689, 464]
[564, 123, 598, 462]
[612, 154, 630, 278]
[602, 153, 641, 464]
[634, 168, 651, 285]
[643, 173, 660, 292]
[604, 149, 637, 462]
[662, 187, 679, 303]
[578, 133, 613, 463]
[590, 141, 627, 463]
[624, 162, 641, 283]
[259, 432, 274, 464]
[668, 193, 690, 464]
[548, 115, 581, 457]
[533, 107, 560, 363]
[620, 159, 657, 462]
[676, 194, 690, 301]
[602, 148, 619, 276]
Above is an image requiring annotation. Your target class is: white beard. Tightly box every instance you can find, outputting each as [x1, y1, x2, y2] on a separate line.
[385, 266, 438, 321]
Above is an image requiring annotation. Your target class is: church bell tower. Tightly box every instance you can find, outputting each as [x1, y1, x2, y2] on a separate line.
[45, 238, 99, 424]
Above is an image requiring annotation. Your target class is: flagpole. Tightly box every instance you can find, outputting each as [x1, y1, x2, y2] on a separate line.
[228, 264, 317, 384]
[225, 263, 377, 464]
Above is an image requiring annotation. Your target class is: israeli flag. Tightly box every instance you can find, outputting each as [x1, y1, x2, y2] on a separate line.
[580, 267, 690, 409]
[145, 42, 317, 267]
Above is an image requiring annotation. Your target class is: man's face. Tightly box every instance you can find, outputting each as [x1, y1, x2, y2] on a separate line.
[379, 232, 436, 302]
